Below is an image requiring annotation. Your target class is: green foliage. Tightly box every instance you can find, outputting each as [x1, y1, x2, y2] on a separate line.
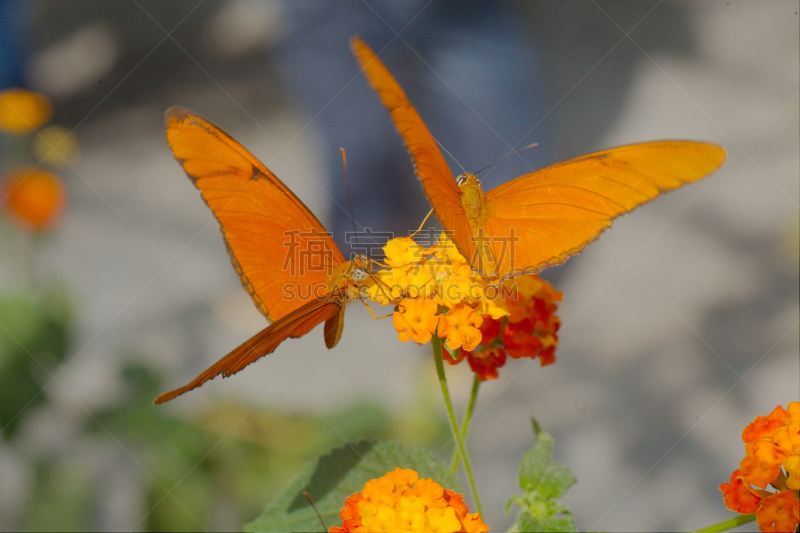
[23, 459, 92, 531]
[0, 285, 73, 438]
[99, 366, 447, 531]
[245, 440, 459, 533]
[3, 318, 449, 532]
[506, 419, 578, 533]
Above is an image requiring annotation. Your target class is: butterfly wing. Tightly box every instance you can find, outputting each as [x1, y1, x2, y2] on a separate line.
[153, 294, 347, 404]
[350, 37, 475, 260]
[482, 141, 727, 278]
[165, 107, 345, 322]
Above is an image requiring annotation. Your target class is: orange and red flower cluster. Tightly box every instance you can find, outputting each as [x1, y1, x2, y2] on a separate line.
[366, 235, 561, 380]
[330, 468, 488, 533]
[720, 401, 799, 533]
[443, 274, 561, 380]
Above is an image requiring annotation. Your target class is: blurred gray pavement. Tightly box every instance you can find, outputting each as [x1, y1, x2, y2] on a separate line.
[2, 1, 798, 531]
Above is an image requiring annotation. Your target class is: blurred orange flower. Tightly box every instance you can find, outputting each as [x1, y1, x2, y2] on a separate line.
[329, 467, 488, 533]
[0, 89, 53, 134]
[2, 167, 66, 231]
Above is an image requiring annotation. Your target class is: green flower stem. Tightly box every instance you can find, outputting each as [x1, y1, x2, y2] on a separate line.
[692, 514, 756, 533]
[432, 336, 483, 516]
[450, 374, 480, 472]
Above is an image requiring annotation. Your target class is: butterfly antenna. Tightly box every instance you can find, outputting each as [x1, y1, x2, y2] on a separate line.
[340, 149, 391, 302]
[303, 491, 327, 531]
[474, 142, 539, 176]
[410, 209, 434, 239]
[435, 140, 468, 176]
[340, 148, 361, 259]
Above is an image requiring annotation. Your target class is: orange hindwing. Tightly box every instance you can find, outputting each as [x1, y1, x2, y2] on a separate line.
[158, 109, 366, 403]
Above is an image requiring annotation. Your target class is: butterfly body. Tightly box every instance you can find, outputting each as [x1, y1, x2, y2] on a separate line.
[455, 173, 504, 278]
[458, 174, 486, 222]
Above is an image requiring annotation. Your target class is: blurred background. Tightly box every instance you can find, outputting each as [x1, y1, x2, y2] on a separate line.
[0, 1, 797, 530]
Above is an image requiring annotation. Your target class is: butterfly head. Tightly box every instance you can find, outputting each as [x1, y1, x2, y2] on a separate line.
[456, 173, 481, 187]
[348, 254, 371, 283]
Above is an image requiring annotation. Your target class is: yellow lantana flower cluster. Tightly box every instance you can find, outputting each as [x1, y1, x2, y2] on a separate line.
[329, 467, 488, 533]
[720, 401, 800, 532]
[366, 234, 509, 352]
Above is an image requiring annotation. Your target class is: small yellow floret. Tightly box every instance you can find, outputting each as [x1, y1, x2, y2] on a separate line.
[438, 304, 483, 352]
[393, 299, 440, 344]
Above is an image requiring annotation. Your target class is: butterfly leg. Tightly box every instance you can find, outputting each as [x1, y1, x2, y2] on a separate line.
[357, 298, 393, 320]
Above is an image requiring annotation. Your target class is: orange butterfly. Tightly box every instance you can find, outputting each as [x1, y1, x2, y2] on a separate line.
[351, 37, 727, 281]
[154, 108, 372, 404]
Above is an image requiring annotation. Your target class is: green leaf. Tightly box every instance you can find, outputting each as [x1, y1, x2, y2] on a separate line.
[517, 511, 577, 533]
[245, 440, 459, 533]
[518, 419, 576, 500]
[0, 286, 73, 437]
[508, 419, 578, 533]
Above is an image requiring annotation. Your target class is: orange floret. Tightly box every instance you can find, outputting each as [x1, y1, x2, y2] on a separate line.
[384, 237, 425, 268]
[741, 440, 784, 489]
[720, 469, 763, 514]
[756, 490, 799, 533]
[393, 299, 440, 344]
[462, 347, 507, 381]
[438, 304, 483, 352]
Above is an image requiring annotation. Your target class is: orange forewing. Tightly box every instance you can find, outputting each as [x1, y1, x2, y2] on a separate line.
[165, 107, 345, 321]
[158, 108, 359, 404]
[481, 141, 727, 276]
[351, 37, 727, 280]
[154, 295, 345, 404]
[349, 38, 475, 262]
